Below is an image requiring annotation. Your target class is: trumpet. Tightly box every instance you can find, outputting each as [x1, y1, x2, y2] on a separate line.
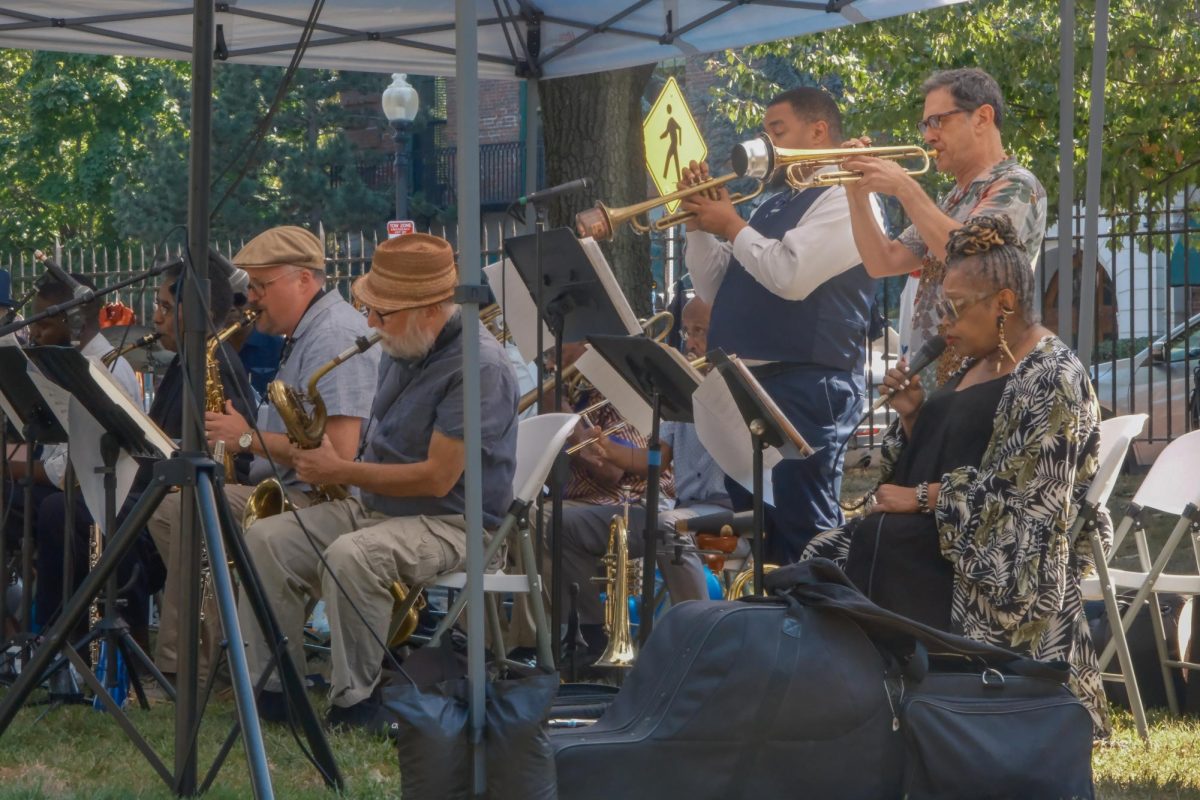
[732, 134, 935, 190]
[575, 174, 765, 241]
[592, 512, 636, 668]
[515, 310, 676, 414]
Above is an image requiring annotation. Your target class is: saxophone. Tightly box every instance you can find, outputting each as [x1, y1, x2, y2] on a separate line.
[241, 332, 381, 529]
[101, 332, 162, 368]
[206, 310, 261, 481]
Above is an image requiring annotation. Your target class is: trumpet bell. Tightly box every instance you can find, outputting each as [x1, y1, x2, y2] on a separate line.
[731, 134, 935, 188]
[575, 203, 618, 241]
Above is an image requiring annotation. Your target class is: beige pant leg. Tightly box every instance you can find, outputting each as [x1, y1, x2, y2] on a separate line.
[322, 513, 466, 708]
[238, 496, 360, 693]
[149, 483, 312, 678]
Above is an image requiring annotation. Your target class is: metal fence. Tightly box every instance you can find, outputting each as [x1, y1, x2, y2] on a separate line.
[4, 194, 1198, 463]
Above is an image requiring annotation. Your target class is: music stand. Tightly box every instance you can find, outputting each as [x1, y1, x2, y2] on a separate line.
[585, 334, 701, 644]
[705, 350, 813, 595]
[504, 229, 640, 650]
[0, 346, 342, 796]
[0, 344, 69, 674]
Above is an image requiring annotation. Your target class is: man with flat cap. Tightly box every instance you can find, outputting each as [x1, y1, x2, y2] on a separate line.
[147, 225, 378, 686]
[240, 232, 519, 733]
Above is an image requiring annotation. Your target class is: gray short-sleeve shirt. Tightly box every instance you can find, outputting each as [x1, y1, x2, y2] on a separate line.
[661, 420, 730, 508]
[248, 290, 379, 485]
[359, 314, 519, 527]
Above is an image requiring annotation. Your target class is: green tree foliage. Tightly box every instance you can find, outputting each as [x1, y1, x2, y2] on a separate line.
[0, 51, 186, 251]
[706, 0, 1200, 218]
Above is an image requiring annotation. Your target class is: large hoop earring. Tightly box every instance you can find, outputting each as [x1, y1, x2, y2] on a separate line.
[996, 309, 1016, 370]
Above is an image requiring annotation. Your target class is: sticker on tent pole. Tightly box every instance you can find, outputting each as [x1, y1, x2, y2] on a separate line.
[642, 77, 707, 214]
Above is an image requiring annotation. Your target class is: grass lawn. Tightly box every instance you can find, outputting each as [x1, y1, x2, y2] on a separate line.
[0, 469, 1194, 797]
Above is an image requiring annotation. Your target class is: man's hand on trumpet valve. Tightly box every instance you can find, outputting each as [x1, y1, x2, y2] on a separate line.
[679, 160, 746, 241]
[839, 153, 917, 198]
[291, 434, 348, 486]
[206, 400, 251, 453]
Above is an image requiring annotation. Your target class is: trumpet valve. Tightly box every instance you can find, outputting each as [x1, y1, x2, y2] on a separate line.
[575, 204, 614, 241]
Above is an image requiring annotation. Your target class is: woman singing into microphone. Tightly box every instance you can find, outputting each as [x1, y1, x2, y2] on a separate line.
[803, 214, 1110, 736]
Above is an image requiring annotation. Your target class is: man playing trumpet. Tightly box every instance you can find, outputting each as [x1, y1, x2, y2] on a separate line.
[240, 233, 520, 732]
[679, 87, 878, 562]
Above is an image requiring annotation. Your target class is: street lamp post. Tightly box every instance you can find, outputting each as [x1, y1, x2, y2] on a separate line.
[381, 73, 420, 220]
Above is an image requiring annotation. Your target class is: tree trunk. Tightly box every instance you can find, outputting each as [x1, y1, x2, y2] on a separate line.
[540, 64, 655, 317]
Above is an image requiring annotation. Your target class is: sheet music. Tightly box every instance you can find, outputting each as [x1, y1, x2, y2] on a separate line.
[577, 238, 642, 336]
[693, 372, 782, 506]
[24, 368, 72, 432]
[573, 346, 651, 437]
[81, 357, 176, 459]
[721, 357, 814, 459]
[483, 258, 555, 363]
[0, 336, 26, 425]
[69, 404, 139, 534]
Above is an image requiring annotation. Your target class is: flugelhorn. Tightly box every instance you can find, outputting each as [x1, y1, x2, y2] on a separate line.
[575, 175, 766, 241]
[732, 133, 935, 190]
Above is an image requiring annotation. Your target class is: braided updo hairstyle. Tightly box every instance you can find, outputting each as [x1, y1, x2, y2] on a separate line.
[944, 214, 1037, 320]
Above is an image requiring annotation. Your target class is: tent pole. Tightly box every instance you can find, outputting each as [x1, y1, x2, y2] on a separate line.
[1056, 0, 1075, 345]
[455, 0, 487, 794]
[1077, 0, 1109, 369]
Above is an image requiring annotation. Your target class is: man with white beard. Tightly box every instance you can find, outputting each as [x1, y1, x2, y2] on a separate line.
[239, 233, 519, 733]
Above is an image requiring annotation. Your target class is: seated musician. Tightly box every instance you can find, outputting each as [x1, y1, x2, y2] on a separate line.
[147, 226, 378, 684]
[803, 215, 1110, 736]
[240, 233, 519, 732]
[2, 275, 142, 634]
[589, 296, 731, 605]
[31, 259, 252, 648]
[532, 344, 676, 664]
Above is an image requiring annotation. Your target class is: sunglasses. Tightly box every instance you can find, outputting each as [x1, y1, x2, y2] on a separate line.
[935, 291, 997, 322]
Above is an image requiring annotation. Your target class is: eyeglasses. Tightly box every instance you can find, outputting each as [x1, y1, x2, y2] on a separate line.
[361, 304, 401, 322]
[935, 291, 997, 322]
[247, 269, 302, 296]
[917, 108, 969, 135]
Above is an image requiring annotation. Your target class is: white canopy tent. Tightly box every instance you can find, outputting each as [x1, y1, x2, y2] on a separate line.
[2, 0, 1112, 795]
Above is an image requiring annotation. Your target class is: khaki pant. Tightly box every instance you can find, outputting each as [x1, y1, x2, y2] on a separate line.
[147, 483, 311, 679]
[239, 497, 465, 708]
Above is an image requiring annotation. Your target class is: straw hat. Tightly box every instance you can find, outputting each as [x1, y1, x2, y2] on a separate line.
[353, 234, 457, 312]
[233, 226, 324, 271]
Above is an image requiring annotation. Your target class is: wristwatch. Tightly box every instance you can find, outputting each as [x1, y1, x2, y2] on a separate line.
[238, 431, 254, 452]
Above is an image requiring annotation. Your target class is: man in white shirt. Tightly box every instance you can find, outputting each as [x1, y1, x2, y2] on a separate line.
[678, 86, 877, 563]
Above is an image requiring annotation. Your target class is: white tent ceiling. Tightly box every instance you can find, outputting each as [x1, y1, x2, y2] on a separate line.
[0, 0, 971, 79]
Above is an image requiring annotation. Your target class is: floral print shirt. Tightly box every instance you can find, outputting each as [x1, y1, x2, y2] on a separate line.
[899, 158, 1047, 383]
[805, 336, 1111, 735]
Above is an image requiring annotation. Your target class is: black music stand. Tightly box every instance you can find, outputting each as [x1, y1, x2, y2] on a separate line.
[585, 334, 700, 645]
[505, 228, 635, 652]
[706, 350, 813, 595]
[0, 345, 341, 796]
[0, 344, 69, 676]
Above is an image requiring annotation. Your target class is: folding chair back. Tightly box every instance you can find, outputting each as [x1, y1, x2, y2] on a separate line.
[1091, 414, 1148, 508]
[1127, 429, 1200, 515]
[513, 413, 581, 504]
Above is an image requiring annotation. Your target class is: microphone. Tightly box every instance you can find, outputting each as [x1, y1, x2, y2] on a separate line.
[675, 510, 754, 535]
[871, 334, 947, 411]
[516, 177, 593, 206]
[34, 250, 94, 302]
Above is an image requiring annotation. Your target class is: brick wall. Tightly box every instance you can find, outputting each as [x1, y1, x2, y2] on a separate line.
[443, 78, 523, 145]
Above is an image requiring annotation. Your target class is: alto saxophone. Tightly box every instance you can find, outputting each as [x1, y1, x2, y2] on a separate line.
[206, 309, 261, 481]
[241, 332, 381, 529]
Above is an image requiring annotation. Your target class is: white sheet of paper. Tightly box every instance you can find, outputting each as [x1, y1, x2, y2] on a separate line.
[484, 258, 555, 363]
[692, 371, 783, 506]
[572, 346, 651, 438]
[0, 337, 29, 425]
[23, 369, 72, 432]
[69, 402, 139, 534]
[577, 238, 642, 336]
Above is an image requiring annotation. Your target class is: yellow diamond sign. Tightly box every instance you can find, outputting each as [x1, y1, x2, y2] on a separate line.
[643, 77, 707, 214]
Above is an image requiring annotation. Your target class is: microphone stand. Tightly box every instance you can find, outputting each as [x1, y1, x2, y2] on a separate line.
[0, 260, 179, 341]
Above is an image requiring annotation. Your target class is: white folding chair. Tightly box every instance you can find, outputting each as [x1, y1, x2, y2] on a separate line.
[393, 413, 579, 667]
[1088, 428, 1200, 729]
[1078, 414, 1149, 737]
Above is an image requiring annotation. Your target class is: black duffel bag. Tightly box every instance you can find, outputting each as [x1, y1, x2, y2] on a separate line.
[767, 559, 1095, 800]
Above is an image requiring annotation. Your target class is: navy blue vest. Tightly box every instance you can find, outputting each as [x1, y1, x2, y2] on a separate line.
[707, 187, 876, 374]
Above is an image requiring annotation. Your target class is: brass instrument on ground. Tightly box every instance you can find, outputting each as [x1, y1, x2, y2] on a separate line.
[593, 512, 636, 668]
[387, 579, 428, 648]
[725, 562, 779, 600]
[576, 174, 765, 241]
[207, 310, 262, 481]
[516, 310, 677, 414]
[101, 332, 162, 368]
[731, 133, 935, 191]
[242, 332, 382, 530]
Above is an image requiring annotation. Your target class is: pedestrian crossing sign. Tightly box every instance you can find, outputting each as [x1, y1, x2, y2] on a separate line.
[643, 77, 707, 214]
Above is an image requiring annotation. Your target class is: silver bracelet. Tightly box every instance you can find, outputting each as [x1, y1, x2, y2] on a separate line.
[915, 481, 933, 515]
